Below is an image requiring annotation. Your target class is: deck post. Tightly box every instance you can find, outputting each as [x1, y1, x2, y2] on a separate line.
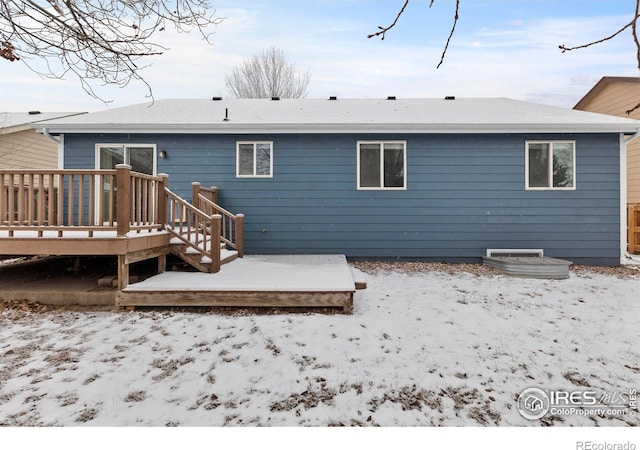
[192, 182, 201, 209]
[117, 254, 129, 290]
[0, 178, 5, 225]
[116, 164, 132, 236]
[156, 173, 169, 229]
[236, 213, 244, 258]
[158, 254, 167, 274]
[210, 186, 219, 205]
[211, 214, 222, 273]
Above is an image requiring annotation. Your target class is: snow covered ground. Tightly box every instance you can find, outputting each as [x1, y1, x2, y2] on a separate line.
[0, 262, 638, 427]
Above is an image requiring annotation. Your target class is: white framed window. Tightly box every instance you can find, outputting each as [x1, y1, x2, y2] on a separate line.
[236, 141, 273, 178]
[525, 141, 575, 190]
[357, 141, 406, 190]
[95, 144, 157, 175]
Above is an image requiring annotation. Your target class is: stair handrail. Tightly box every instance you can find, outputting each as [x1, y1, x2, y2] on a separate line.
[164, 187, 221, 272]
[196, 193, 244, 258]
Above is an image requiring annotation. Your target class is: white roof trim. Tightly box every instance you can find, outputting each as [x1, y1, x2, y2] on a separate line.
[40, 123, 640, 134]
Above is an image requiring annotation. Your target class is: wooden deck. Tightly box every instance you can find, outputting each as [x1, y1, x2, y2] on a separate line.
[116, 255, 361, 313]
[1, 168, 363, 312]
[1, 166, 244, 290]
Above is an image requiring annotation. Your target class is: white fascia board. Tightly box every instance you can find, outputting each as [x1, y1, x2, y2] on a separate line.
[57, 134, 64, 170]
[620, 133, 628, 264]
[42, 123, 640, 135]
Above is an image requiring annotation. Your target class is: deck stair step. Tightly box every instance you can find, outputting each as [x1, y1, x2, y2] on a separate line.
[349, 266, 367, 290]
[183, 242, 227, 254]
[168, 234, 237, 273]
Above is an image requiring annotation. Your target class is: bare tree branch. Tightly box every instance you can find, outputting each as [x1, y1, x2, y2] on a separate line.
[560, 0, 640, 114]
[368, 0, 460, 69]
[632, 0, 640, 70]
[367, 0, 410, 40]
[0, 1, 224, 103]
[437, 0, 460, 69]
[225, 46, 311, 99]
[625, 1, 640, 114]
[559, 22, 633, 55]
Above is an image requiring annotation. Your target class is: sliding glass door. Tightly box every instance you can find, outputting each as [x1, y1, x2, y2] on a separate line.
[96, 144, 157, 223]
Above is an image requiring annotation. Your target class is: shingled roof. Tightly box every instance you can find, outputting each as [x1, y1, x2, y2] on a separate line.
[36, 97, 640, 134]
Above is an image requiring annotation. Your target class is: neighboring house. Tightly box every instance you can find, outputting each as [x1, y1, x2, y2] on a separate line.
[0, 111, 84, 170]
[574, 76, 640, 204]
[35, 97, 640, 266]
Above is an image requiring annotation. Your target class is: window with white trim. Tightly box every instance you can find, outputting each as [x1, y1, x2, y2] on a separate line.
[236, 141, 273, 178]
[357, 141, 406, 189]
[526, 141, 575, 190]
[96, 144, 156, 175]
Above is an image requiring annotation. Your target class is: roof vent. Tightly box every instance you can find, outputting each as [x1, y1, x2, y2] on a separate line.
[387, 96, 396, 100]
[212, 96, 222, 101]
[271, 96, 280, 101]
[329, 96, 337, 100]
[28, 111, 41, 115]
[444, 96, 455, 100]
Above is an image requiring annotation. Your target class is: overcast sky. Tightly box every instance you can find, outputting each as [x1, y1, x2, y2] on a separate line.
[1, 0, 638, 112]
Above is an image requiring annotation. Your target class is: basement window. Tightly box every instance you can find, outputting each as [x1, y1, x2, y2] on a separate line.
[357, 141, 406, 190]
[526, 141, 575, 190]
[237, 141, 273, 178]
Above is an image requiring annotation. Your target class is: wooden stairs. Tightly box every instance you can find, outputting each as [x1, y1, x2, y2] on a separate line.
[168, 234, 239, 273]
[161, 184, 244, 276]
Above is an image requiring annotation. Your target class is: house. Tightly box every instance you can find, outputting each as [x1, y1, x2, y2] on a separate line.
[574, 76, 640, 204]
[16, 97, 640, 267]
[0, 112, 84, 170]
[573, 77, 640, 254]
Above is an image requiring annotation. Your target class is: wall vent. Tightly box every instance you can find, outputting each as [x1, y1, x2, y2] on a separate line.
[486, 249, 544, 258]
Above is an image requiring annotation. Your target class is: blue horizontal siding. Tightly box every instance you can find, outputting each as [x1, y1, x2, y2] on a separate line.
[63, 132, 621, 265]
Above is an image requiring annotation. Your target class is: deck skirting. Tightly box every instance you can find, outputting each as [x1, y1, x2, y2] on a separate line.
[116, 290, 354, 313]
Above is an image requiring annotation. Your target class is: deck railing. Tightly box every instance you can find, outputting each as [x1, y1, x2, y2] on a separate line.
[1, 168, 243, 272]
[192, 182, 244, 257]
[193, 183, 218, 205]
[629, 203, 640, 255]
[0, 165, 165, 237]
[165, 187, 221, 272]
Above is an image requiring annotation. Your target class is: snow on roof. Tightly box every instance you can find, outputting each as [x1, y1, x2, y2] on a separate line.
[1, 111, 85, 133]
[36, 97, 640, 134]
